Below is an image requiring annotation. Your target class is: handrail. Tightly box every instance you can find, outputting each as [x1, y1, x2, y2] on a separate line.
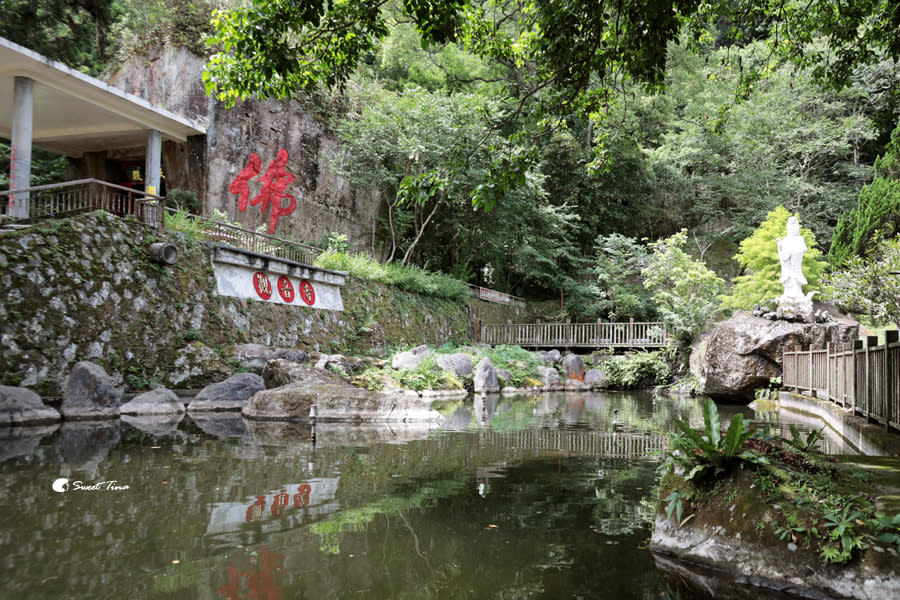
[0, 178, 164, 200]
[165, 207, 323, 265]
[480, 320, 668, 348]
[1, 178, 165, 228]
[783, 332, 899, 433]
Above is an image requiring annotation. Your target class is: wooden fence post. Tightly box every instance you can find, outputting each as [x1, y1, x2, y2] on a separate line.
[566, 318, 572, 347]
[826, 342, 833, 404]
[506, 320, 512, 346]
[865, 336, 878, 423]
[596, 318, 601, 349]
[628, 318, 635, 345]
[807, 344, 814, 397]
[852, 339, 862, 415]
[885, 330, 898, 432]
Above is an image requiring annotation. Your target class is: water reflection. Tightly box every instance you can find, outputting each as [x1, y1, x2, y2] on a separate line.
[0, 391, 845, 599]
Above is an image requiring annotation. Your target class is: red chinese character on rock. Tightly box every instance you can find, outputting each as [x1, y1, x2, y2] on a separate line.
[218, 548, 285, 600]
[229, 149, 297, 234]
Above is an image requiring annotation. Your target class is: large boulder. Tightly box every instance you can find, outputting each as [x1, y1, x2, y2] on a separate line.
[391, 345, 433, 370]
[232, 344, 308, 371]
[262, 361, 342, 389]
[243, 383, 443, 422]
[166, 343, 233, 389]
[584, 369, 608, 389]
[187, 373, 266, 412]
[435, 353, 474, 378]
[61, 361, 122, 419]
[537, 365, 561, 388]
[0, 385, 60, 424]
[314, 354, 360, 376]
[120, 387, 185, 415]
[473, 357, 500, 393]
[562, 354, 586, 381]
[536, 349, 562, 364]
[691, 312, 858, 401]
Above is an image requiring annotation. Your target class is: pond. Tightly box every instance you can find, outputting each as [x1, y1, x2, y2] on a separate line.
[0, 391, 861, 599]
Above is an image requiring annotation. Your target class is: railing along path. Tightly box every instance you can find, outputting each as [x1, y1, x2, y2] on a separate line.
[783, 331, 900, 433]
[480, 319, 667, 349]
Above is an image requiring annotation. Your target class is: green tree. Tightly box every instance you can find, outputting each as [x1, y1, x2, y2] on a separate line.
[586, 233, 656, 322]
[724, 206, 829, 310]
[641, 229, 725, 346]
[0, 0, 119, 74]
[828, 236, 900, 327]
[830, 124, 900, 267]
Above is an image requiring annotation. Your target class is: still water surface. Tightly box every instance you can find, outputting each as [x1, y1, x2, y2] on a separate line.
[0, 391, 850, 599]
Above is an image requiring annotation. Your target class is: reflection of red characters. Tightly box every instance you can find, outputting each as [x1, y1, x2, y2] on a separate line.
[298, 280, 315, 306]
[294, 484, 312, 508]
[219, 548, 285, 600]
[245, 496, 266, 523]
[253, 272, 272, 300]
[276, 276, 294, 303]
[229, 149, 297, 234]
[271, 490, 289, 517]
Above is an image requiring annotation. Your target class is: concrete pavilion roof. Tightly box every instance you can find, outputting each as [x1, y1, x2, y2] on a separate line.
[0, 37, 207, 157]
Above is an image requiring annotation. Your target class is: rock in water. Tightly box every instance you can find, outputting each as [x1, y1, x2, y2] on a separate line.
[473, 357, 500, 393]
[243, 385, 442, 422]
[120, 387, 185, 415]
[187, 373, 265, 412]
[61, 361, 122, 419]
[690, 312, 858, 401]
[262, 361, 343, 389]
[0, 385, 60, 424]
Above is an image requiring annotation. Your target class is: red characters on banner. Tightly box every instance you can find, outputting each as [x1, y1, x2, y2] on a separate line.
[276, 276, 294, 303]
[246, 496, 266, 523]
[299, 280, 315, 306]
[271, 490, 290, 517]
[229, 149, 297, 234]
[253, 272, 272, 300]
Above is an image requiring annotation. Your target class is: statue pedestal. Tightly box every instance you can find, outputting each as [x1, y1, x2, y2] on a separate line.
[775, 294, 814, 323]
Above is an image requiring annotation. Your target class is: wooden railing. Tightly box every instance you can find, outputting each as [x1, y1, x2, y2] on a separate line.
[172, 208, 323, 266]
[783, 332, 899, 432]
[480, 319, 667, 348]
[1, 179, 165, 228]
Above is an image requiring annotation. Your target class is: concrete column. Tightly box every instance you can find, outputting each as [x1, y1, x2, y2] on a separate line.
[9, 76, 34, 218]
[144, 129, 162, 196]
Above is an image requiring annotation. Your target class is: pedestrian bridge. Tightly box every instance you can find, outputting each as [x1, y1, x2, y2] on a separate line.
[479, 320, 668, 349]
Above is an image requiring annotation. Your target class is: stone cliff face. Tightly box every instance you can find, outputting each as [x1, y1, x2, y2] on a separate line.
[106, 46, 383, 251]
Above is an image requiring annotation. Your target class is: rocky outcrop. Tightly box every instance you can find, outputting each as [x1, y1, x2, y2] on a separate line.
[187, 373, 266, 412]
[690, 312, 858, 401]
[0, 385, 60, 424]
[120, 388, 185, 415]
[473, 357, 500, 393]
[435, 353, 474, 378]
[651, 514, 899, 600]
[61, 361, 122, 419]
[314, 353, 360, 375]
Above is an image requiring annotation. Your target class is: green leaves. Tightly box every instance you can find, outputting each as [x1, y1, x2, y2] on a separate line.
[723, 206, 829, 311]
[666, 398, 766, 483]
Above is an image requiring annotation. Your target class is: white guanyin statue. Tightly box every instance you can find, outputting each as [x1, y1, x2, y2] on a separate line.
[774, 216, 815, 321]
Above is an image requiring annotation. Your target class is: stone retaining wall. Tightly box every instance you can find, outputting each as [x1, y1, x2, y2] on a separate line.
[0, 212, 526, 395]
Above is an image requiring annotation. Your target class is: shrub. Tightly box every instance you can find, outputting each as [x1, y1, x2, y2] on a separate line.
[600, 351, 671, 389]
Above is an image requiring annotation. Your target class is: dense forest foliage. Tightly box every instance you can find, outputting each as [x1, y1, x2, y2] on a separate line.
[3, 0, 900, 333]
